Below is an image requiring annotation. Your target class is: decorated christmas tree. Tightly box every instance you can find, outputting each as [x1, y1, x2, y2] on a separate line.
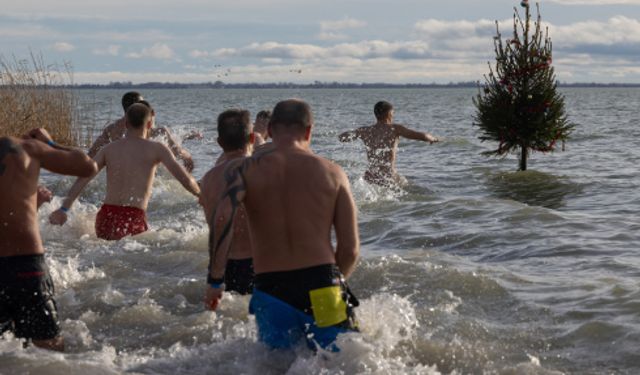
[473, 0, 574, 171]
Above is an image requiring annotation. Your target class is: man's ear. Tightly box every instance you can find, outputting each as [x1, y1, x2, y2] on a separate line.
[146, 120, 152, 130]
[249, 132, 255, 145]
[304, 125, 312, 141]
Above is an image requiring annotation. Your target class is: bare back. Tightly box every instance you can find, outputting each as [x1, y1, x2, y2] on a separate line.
[100, 138, 164, 210]
[0, 138, 42, 256]
[357, 124, 400, 172]
[240, 148, 349, 274]
[201, 159, 252, 260]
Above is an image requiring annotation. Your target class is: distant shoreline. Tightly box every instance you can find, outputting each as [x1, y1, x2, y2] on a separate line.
[58, 82, 640, 89]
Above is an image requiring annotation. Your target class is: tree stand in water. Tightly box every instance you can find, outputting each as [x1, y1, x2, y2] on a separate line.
[520, 146, 527, 171]
[473, 0, 574, 171]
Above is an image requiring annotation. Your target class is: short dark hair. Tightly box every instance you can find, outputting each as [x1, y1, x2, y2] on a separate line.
[269, 99, 312, 133]
[126, 103, 151, 129]
[256, 110, 271, 121]
[217, 109, 251, 151]
[374, 101, 393, 120]
[122, 91, 143, 112]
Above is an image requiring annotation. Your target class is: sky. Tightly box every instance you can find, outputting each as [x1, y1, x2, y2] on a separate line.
[1, 0, 640, 84]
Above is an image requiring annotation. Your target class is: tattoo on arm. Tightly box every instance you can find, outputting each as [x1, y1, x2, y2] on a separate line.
[0, 138, 19, 176]
[208, 150, 274, 278]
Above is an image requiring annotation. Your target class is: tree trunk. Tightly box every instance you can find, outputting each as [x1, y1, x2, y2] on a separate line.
[519, 145, 528, 171]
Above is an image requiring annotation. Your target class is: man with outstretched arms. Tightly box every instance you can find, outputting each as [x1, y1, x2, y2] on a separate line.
[0, 128, 98, 351]
[87, 91, 194, 171]
[205, 99, 360, 350]
[199, 109, 255, 295]
[48, 103, 200, 240]
[339, 100, 439, 187]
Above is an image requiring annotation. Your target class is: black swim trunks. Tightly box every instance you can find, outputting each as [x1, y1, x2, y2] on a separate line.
[253, 264, 359, 330]
[225, 258, 254, 295]
[0, 254, 61, 341]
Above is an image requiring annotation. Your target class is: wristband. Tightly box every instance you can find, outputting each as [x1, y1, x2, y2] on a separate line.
[207, 274, 224, 288]
[209, 282, 225, 289]
[47, 140, 56, 147]
[60, 206, 69, 213]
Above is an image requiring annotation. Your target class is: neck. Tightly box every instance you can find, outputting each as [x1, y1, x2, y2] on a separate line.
[272, 133, 309, 151]
[223, 148, 250, 159]
[376, 119, 392, 126]
[125, 128, 146, 139]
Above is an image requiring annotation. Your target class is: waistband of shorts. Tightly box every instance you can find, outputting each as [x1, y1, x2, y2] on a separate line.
[100, 204, 146, 213]
[0, 254, 47, 281]
[254, 264, 340, 288]
[227, 258, 253, 266]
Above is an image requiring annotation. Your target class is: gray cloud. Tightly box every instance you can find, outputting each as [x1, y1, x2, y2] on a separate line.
[209, 40, 432, 60]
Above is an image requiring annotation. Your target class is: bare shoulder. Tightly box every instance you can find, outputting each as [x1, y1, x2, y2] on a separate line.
[392, 123, 409, 130]
[103, 121, 120, 136]
[99, 138, 121, 154]
[357, 125, 374, 134]
[312, 153, 349, 183]
[201, 164, 225, 189]
[148, 138, 172, 153]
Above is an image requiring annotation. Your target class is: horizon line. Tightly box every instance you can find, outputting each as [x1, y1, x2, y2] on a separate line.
[57, 81, 640, 89]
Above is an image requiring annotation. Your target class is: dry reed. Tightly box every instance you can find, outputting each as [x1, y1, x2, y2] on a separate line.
[0, 53, 86, 146]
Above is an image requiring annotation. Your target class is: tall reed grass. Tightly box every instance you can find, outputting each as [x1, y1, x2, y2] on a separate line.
[0, 53, 90, 146]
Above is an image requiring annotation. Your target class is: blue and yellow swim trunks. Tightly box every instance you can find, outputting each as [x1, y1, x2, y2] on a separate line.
[249, 264, 359, 351]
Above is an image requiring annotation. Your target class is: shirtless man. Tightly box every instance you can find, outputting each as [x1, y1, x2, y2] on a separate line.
[199, 109, 255, 295]
[339, 100, 439, 187]
[87, 91, 195, 171]
[0, 129, 97, 351]
[205, 99, 360, 351]
[252, 110, 271, 146]
[48, 103, 200, 240]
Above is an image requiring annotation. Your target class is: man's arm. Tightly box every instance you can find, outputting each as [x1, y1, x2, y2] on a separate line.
[394, 125, 439, 143]
[49, 149, 105, 225]
[157, 143, 200, 197]
[23, 129, 98, 177]
[333, 169, 360, 279]
[339, 129, 360, 143]
[87, 124, 114, 158]
[151, 127, 195, 172]
[204, 159, 247, 310]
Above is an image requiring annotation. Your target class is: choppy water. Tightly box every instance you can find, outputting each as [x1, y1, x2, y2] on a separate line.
[3, 88, 640, 374]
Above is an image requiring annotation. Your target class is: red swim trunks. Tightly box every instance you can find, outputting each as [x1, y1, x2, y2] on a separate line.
[95, 204, 148, 240]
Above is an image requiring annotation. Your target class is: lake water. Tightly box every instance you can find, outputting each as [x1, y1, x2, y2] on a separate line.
[2, 87, 640, 374]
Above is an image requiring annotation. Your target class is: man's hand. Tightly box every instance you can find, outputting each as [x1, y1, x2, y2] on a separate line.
[178, 150, 195, 172]
[36, 185, 53, 209]
[426, 134, 439, 144]
[49, 209, 68, 226]
[204, 285, 224, 311]
[25, 128, 54, 144]
[183, 130, 204, 141]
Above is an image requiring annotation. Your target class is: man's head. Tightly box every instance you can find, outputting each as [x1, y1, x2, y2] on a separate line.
[374, 101, 394, 121]
[122, 91, 143, 113]
[125, 103, 152, 132]
[269, 99, 313, 140]
[217, 109, 253, 152]
[256, 110, 271, 123]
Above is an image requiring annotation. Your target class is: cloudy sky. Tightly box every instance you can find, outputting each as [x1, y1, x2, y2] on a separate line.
[1, 0, 639, 83]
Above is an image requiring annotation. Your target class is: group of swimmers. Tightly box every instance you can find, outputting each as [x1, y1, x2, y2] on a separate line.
[0, 92, 439, 353]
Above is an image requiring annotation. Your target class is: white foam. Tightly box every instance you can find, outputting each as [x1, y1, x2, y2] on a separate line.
[47, 256, 106, 290]
[352, 177, 406, 204]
